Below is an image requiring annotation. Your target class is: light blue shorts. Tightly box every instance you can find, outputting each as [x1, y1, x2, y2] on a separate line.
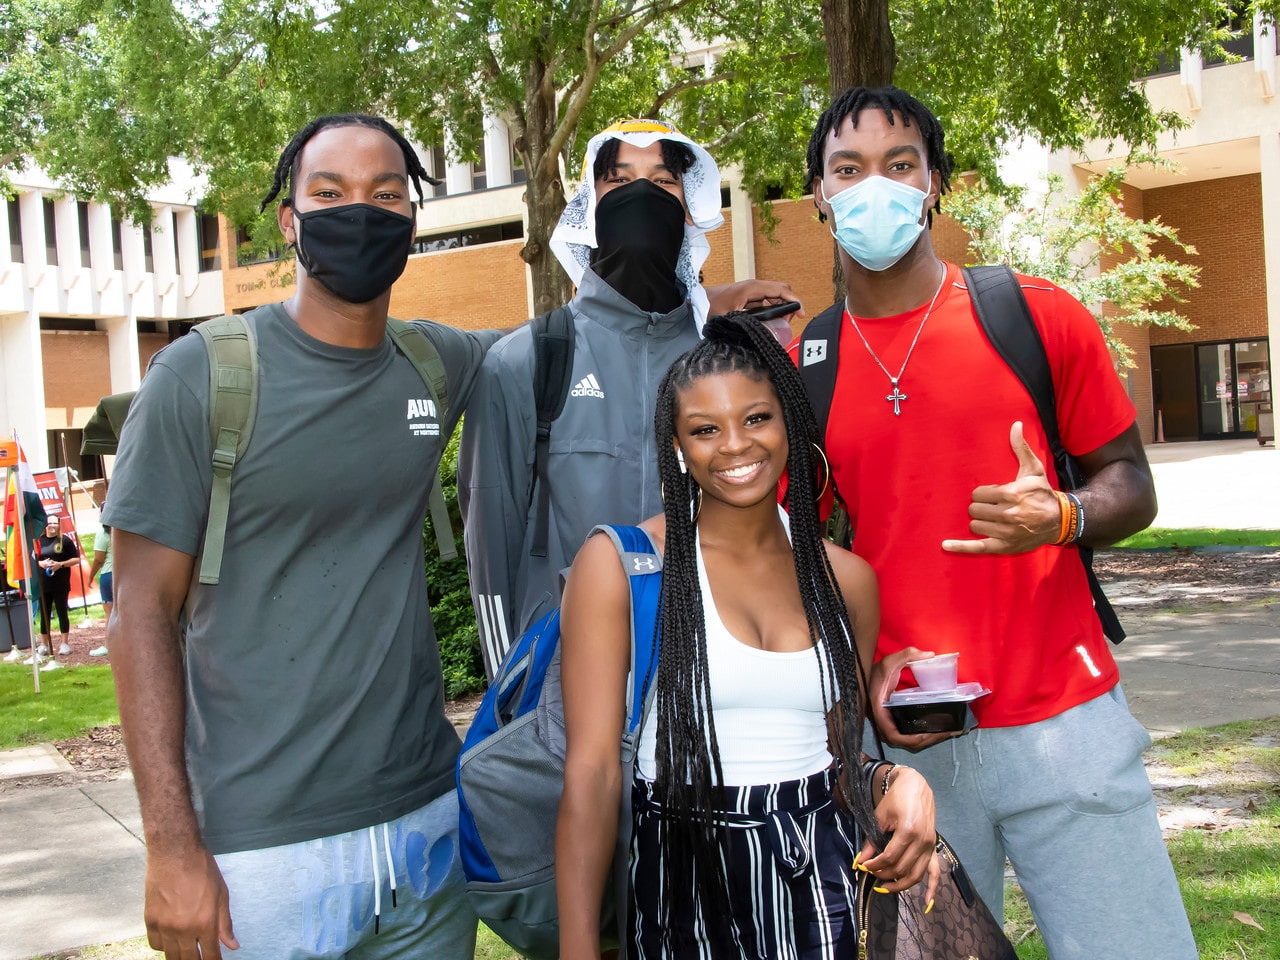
[215, 791, 476, 960]
[883, 686, 1196, 960]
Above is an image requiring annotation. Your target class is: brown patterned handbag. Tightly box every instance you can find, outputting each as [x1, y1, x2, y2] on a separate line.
[857, 834, 1019, 960]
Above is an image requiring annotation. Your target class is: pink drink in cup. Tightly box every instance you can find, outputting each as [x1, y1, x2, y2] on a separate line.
[907, 652, 959, 691]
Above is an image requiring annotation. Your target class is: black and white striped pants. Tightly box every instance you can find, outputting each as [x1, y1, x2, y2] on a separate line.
[629, 767, 861, 959]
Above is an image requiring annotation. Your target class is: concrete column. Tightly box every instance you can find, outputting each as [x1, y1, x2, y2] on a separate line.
[443, 126, 472, 195]
[120, 217, 146, 296]
[1260, 131, 1280, 378]
[152, 206, 177, 298]
[87, 202, 115, 295]
[0, 306, 49, 466]
[102, 313, 142, 392]
[483, 114, 513, 188]
[18, 192, 48, 289]
[174, 207, 202, 298]
[1256, 10, 1276, 98]
[54, 198, 80, 290]
[1179, 47, 1203, 111]
[727, 175, 756, 282]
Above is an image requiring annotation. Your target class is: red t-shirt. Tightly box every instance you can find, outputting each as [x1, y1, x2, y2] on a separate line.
[788, 262, 1135, 727]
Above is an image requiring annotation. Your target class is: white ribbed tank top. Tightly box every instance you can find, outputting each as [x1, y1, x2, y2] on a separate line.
[636, 514, 835, 785]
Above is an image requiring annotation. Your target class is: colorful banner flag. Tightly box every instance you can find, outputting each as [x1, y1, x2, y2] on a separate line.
[4, 441, 48, 587]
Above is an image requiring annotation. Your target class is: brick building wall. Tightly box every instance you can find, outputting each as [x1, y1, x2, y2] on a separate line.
[1107, 183, 1156, 440]
[41, 331, 111, 430]
[390, 241, 531, 330]
[1145, 174, 1266, 346]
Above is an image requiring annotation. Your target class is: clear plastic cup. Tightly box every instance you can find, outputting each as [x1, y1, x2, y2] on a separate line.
[907, 653, 959, 691]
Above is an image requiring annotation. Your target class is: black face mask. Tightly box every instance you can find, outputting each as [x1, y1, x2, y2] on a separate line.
[293, 203, 415, 304]
[590, 178, 687, 313]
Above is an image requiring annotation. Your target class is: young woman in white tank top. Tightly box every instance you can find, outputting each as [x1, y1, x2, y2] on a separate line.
[557, 314, 940, 960]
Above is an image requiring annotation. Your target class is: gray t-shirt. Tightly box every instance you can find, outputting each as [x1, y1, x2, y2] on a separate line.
[103, 302, 500, 854]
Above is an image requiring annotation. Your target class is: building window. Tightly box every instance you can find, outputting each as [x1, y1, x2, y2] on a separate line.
[472, 155, 488, 192]
[7, 198, 21, 263]
[77, 202, 92, 268]
[429, 145, 448, 198]
[142, 224, 154, 273]
[234, 225, 281, 267]
[43, 198, 58, 266]
[111, 218, 124, 270]
[199, 214, 222, 271]
[412, 220, 523, 254]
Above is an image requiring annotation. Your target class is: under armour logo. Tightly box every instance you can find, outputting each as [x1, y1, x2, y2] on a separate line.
[802, 340, 827, 366]
[632, 556, 656, 572]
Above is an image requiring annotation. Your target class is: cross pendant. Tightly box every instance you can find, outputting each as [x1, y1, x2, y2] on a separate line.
[886, 379, 907, 416]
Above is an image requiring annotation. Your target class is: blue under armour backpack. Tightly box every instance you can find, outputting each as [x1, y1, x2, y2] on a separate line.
[456, 524, 663, 960]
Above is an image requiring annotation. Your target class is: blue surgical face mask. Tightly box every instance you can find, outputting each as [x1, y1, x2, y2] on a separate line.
[819, 175, 930, 272]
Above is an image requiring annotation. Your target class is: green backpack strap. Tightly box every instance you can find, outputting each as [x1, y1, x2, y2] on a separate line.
[193, 315, 258, 585]
[385, 319, 457, 560]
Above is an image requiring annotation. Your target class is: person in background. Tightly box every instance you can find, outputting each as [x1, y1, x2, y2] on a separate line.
[87, 521, 112, 657]
[33, 513, 79, 667]
[460, 118, 803, 676]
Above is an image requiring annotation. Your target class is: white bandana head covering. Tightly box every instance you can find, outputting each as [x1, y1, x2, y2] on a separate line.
[550, 118, 725, 327]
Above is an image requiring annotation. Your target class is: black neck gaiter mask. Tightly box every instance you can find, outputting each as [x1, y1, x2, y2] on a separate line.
[294, 203, 415, 304]
[590, 178, 687, 313]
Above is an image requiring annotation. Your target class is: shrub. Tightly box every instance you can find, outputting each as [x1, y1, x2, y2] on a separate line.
[423, 422, 486, 698]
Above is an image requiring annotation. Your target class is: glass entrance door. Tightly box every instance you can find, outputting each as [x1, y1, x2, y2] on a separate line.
[1195, 340, 1272, 439]
[1197, 343, 1234, 437]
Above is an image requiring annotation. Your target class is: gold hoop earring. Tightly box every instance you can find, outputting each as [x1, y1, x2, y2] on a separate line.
[691, 485, 702, 523]
[812, 442, 831, 500]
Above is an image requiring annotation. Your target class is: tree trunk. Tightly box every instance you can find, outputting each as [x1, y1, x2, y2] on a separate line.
[821, 0, 897, 301]
[821, 0, 896, 94]
[518, 58, 573, 316]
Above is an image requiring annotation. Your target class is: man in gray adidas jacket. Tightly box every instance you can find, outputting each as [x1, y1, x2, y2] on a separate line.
[459, 119, 800, 676]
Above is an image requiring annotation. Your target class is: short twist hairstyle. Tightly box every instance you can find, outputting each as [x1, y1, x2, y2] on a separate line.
[807, 86, 953, 224]
[259, 113, 440, 213]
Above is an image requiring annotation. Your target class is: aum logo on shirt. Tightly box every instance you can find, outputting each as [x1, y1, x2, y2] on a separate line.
[407, 398, 440, 437]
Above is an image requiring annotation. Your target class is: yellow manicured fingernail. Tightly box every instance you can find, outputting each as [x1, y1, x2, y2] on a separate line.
[926, 899, 934, 914]
[873, 886, 890, 894]
[852, 851, 862, 869]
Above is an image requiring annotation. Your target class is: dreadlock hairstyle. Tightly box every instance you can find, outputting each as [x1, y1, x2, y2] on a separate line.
[806, 86, 954, 225]
[650, 313, 882, 943]
[259, 113, 441, 213]
[592, 135, 696, 184]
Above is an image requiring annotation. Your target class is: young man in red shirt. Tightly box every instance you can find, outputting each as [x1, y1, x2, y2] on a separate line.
[793, 86, 1195, 959]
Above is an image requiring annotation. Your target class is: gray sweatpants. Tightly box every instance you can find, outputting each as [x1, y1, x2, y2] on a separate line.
[214, 791, 476, 960]
[885, 686, 1196, 960]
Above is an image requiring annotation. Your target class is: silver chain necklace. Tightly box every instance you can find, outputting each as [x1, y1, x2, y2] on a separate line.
[845, 264, 947, 416]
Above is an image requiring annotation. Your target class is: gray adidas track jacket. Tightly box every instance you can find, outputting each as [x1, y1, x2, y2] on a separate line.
[459, 267, 699, 678]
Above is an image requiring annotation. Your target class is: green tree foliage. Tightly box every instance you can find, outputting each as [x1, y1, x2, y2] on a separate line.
[945, 168, 1200, 368]
[422, 423, 485, 698]
[8, 1, 1264, 304]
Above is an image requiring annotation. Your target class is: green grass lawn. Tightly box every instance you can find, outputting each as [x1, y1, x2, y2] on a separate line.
[1115, 527, 1280, 549]
[0, 662, 119, 749]
[1003, 718, 1280, 959]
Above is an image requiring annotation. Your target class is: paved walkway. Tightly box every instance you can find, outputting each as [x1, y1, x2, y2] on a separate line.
[1146, 439, 1278, 529]
[0, 439, 1277, 959]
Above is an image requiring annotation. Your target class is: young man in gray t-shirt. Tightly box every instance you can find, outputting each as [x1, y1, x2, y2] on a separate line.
[104, 115, 511, 960]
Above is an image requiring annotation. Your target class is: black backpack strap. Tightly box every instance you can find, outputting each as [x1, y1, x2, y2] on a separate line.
[797, 301, 855, 547]
[963, 265, 1125, 644]
[530, 304, 576, 559]
[796, 301, 846, 442]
